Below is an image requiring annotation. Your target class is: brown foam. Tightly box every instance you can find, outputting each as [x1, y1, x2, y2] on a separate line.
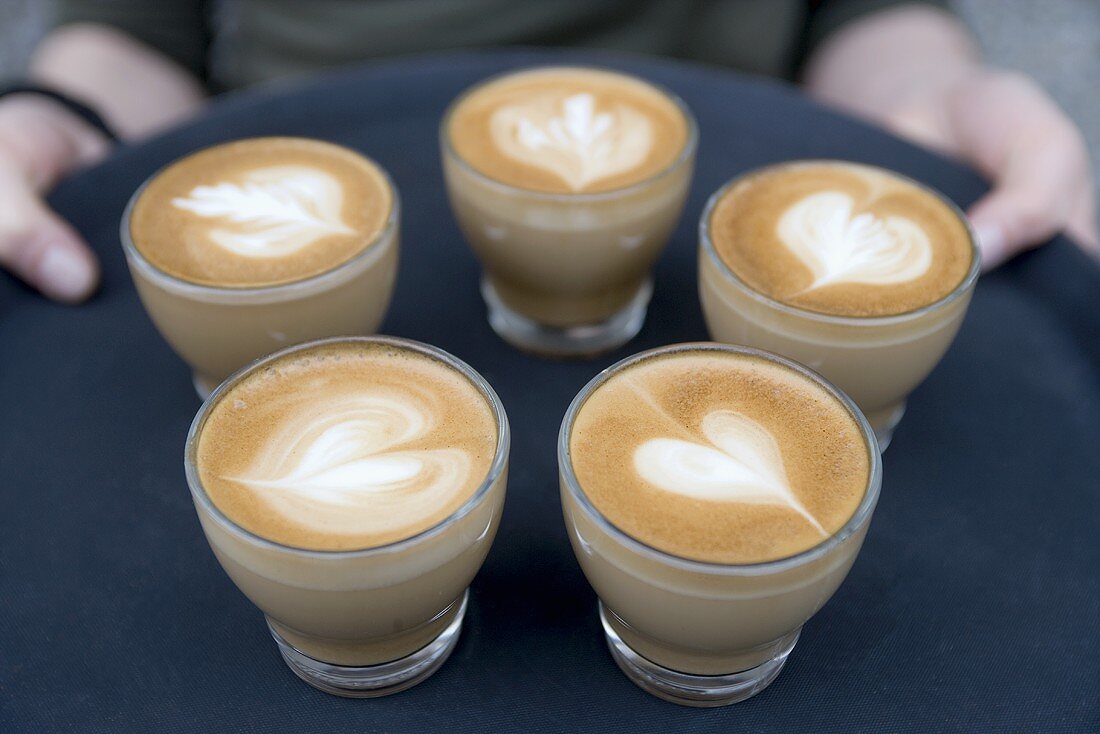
[447, 67, 689, 194]
[709, 161, 974, 317]
[130, 137, 393, 288]
[568, 349, 870, 564]
[195, 341, 498, 551]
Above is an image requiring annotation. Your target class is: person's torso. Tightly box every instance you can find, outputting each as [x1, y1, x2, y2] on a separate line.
[209, 0, 808, 89]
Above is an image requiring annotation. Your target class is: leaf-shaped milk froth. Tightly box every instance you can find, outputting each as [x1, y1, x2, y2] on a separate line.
[227, 392, 473, 537]
[777, 191, 933, 291]
[171, 165, 354, 258]
[634, 410, 826, 536]
[490, 92, 654, 191]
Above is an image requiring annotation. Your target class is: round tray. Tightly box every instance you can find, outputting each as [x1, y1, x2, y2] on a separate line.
[2, 50, 1097, 733]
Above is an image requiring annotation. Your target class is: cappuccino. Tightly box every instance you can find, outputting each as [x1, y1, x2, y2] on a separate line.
[700, 161, 979, 447]
[124, 137, 400, 395]
[442, 67, 696, 355]
[560, 343, 880, 706]
[187, 337, 509, 696]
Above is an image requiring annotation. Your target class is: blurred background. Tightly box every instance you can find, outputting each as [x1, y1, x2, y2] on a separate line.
[3, 0, 1097, 199]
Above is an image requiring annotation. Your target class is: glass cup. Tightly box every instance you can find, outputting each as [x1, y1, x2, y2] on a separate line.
[184, 336, 510, 697]
[440, 68, 698, 357]
[559, 342, 882, 706]
[698, 164, 980, 449]
[121, 147, 400, 398]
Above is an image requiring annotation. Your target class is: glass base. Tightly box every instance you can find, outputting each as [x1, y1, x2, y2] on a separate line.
[865, 401, 906, 452]
[599, 603, 799, 707]
[481, 278, 651, 358]
[268, 590, 468, 698]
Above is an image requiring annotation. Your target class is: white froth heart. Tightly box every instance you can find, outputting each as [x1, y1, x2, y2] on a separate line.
[777, 190, 932, 291]
[634, 410, 825, 535]
[171, 165, 354, 258]
[228, 391, 471, 537]
[490, 92, 653, 191]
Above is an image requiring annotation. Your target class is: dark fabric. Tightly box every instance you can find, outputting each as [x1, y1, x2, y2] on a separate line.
[1, 50, 1097, 733]
[50, 0, 947, 90]
[0, 84, 119, 141]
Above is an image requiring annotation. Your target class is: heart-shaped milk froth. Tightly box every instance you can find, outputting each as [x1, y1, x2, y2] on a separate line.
[777, 190, 933, 291]
[172, 164, 354, 258]
[229, 392, 471, 536]
[489, 92, 654, 192]
[634, 410, 825, 535]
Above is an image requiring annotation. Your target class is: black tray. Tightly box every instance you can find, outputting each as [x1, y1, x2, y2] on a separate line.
[2, 50, 1098, 733]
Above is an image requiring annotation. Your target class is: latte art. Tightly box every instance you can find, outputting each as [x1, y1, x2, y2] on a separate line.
[195, 341, 498, 550]
[491, 92, 653, 192]
[229, 392, 472, 538]
[446, 67, 689, 194]
[778, 191, 931, 291]
[634, 410, 825, 535]
[707, 161, 975, 317]
[172, 165, 354, 258]
[568, 350, 869, 564]
[129, 137, 393, 287]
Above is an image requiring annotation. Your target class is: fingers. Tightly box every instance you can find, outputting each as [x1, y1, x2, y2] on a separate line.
[949, 71, 1094, 269]
[966, 135, 1090, 268]
[0, 165, 99, 303]
[1065, 180, 1099, 258]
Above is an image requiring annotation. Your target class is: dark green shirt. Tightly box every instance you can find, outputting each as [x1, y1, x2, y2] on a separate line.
[54, 0, 947, 91]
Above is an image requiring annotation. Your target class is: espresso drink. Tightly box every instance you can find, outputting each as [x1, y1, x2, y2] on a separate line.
[560, 343, 880, 706]
[700, 161, 979, 447]
[124, 137, 399, 396]
[187, 337, 509, 697]
[442, 67, 696, 355]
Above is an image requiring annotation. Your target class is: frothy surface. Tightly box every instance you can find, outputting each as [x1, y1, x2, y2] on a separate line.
[131, 137, 393, 287]
[196, 341, 498, 551]
[709, 162, 973, 317]
[447, 67, 689, 194]
[569, 349, 870, 564]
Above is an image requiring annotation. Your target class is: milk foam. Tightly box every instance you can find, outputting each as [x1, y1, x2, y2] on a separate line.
[490, 92, 654, 192]
[227, 390, 474, 538]
[634, 409, 825, 536]
[777, 190, 932, 291]
[171, 164, 354, 258]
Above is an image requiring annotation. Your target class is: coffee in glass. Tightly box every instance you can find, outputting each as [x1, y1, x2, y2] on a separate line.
[560, 342, 880, 706]
[123, 137, 400, 397]
[442, 67, 697, 356]
[186, 336, 509, 697]
[699, 160, 979, 448]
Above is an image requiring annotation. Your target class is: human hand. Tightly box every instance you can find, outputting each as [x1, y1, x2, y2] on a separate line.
[0, 93, 110, 302]
[880, 68, 1097, 269]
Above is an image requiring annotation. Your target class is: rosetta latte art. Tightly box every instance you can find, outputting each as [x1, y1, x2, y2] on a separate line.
[778, 191, 932, 291]
[228, 391, 472, 537]
[634, 410, 826, 535]
[490, 92, 653, 191]
[172, 165, 354, 258]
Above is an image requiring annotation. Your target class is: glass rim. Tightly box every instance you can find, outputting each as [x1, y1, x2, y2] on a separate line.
[439, 64, 699, 201]
[184, 335, 511, 559]
[699, 159, 982, 326]
[120, 136, 400, 300]
[557, 341, 883, 576]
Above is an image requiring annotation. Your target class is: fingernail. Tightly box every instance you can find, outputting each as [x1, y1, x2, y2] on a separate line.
[38, 247, 95, 302]
[973, 223, 1006, 269]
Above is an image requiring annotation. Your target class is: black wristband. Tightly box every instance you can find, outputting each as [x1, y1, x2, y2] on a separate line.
[0, 83, 118, 142]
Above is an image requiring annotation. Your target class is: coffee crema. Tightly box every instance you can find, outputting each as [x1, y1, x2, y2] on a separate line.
[130, 137, 393, 287]
[709, 161, 973, 317]
[195, 341, 497, 551]
[569, 349, 869, 564]
[446, 67, 689, 194]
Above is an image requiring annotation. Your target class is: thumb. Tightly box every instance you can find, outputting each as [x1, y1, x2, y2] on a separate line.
[966, 164, 1080, 271]
[0, 168, 99, 303]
